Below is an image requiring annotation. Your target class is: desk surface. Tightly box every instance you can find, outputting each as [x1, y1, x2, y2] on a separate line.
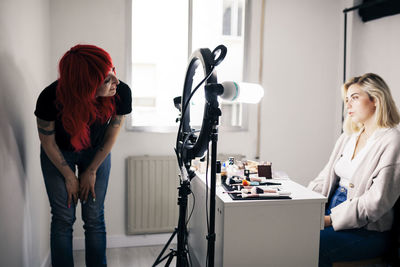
[195, 173, 327, 207]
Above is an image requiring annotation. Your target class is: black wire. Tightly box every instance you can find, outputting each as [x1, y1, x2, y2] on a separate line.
[188, 246, 193, 267]
[174, 147, 181, 173]
[205, 146, 210, 232]
[205, 145, 210, 267]
[186, 187, 196, 226]
[206, 237, 210, 267]
[185, 189, 195, 267]
[175, 65, 215, 168]
[175, 130, 200, 184]
[183, 229, 191, 267]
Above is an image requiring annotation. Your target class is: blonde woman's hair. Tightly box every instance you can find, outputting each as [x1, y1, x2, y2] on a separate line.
[342, 73, 400, 134]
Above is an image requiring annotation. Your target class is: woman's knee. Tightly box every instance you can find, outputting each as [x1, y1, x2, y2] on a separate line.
[82, 206, 105, 232]
[83, 217, 106, 233]
[51, 212, 76, 233]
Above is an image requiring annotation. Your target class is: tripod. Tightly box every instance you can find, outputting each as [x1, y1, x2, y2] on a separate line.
[152, 178, 192, 267]
[154, 45, 226, 267]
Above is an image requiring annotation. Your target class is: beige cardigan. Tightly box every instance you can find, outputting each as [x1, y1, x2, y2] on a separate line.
[308, 127, 400, 232]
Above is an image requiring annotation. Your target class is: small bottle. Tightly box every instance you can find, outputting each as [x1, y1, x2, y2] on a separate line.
[199, 156, 206, 173]
[216, 160, 222, 186]
[221, 162, 227, 185]
[244, 169, 250, 181]
[226, 157, 235, 180]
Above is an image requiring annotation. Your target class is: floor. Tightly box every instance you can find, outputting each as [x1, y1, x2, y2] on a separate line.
[73, 245, 177, 267]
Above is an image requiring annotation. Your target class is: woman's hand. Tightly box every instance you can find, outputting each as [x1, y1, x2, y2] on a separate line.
[65, 175, 79, 208]
[79, 169, 97, 203]
[324, 215, 332, 227]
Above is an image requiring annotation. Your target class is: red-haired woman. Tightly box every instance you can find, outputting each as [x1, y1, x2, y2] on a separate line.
[34, 44, 132, 267]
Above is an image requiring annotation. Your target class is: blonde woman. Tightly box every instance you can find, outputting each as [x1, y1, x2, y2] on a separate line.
[308, 73, 400, 266]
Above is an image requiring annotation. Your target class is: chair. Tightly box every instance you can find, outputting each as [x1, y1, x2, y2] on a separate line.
[385, 196, 400, 266]
[333, 197, 400, 267]
[332, 257, 385, 267]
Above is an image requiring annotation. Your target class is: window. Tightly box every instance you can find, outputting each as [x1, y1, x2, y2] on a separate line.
[223, 0, 244, 36]
[129, 0, 246, 132]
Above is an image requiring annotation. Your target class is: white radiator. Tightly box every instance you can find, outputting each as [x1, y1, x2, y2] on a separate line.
[126, 156, 179, 235]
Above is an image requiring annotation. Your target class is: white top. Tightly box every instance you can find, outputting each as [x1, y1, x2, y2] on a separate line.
[334, 127, 390, 189]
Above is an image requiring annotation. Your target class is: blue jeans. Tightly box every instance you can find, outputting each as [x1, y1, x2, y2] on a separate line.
[319, 185, 390, 267]
[325, 185, 347, 216]
[40, 146, 111, 267]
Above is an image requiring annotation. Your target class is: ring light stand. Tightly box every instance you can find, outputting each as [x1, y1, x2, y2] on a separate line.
[153, 45, 227, 267]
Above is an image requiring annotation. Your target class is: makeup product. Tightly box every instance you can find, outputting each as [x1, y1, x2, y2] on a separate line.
[260, 182, 281, 186]
[216, 160, 222, 186]
[276, 191, 291, 196]
[226, 157, 235, 179]
[241, 187, 277, 194]
[241, 192, 280, 198]
[244, 169, 250, 181]
[250, 187, 277, 194]
[250, 177, 262, 182]
[258, 162, 272, 179]
[222, 190, 242, 194]
[221, 162, 227, 184]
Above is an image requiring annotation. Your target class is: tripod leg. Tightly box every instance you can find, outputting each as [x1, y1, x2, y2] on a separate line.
[156, 250, 174, 266]
[152, 229, 177, 266]
[154, 179, 191, 267]
[165, 251, 175, 267]
[184, 252, 190, 267]
[206, 128, 218, 267]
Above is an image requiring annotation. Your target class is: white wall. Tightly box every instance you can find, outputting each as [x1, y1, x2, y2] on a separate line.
[260, 0, 344, 186]
[0, 0, 51, 266]
[349, 8, 400, 105]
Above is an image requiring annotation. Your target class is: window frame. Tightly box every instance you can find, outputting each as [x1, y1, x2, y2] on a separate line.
[125, 0, 252, 133]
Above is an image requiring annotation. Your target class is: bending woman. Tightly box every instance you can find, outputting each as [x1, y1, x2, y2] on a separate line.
[34, 44, 132, 267]
[308, 73, 400, 266]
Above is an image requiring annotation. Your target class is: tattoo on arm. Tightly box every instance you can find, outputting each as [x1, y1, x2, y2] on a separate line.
[98, 115, 124, 153]
[38, 128, 55, 135]
[110, 116, 123, 128]
[37, 118, 55, 135]
[37, 118, 51, 128]
[55, 146, 68, 167]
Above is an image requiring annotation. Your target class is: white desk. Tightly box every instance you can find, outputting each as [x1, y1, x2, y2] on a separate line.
[187, 174, 327, 267]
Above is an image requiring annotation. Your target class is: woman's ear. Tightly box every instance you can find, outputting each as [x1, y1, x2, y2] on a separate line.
[370, 96, 377, 107]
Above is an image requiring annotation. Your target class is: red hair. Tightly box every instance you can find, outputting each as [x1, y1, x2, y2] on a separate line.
[56, 44, 116, 151]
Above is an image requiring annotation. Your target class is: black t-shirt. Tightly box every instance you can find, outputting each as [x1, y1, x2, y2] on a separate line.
[34, 80, 132, 151]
